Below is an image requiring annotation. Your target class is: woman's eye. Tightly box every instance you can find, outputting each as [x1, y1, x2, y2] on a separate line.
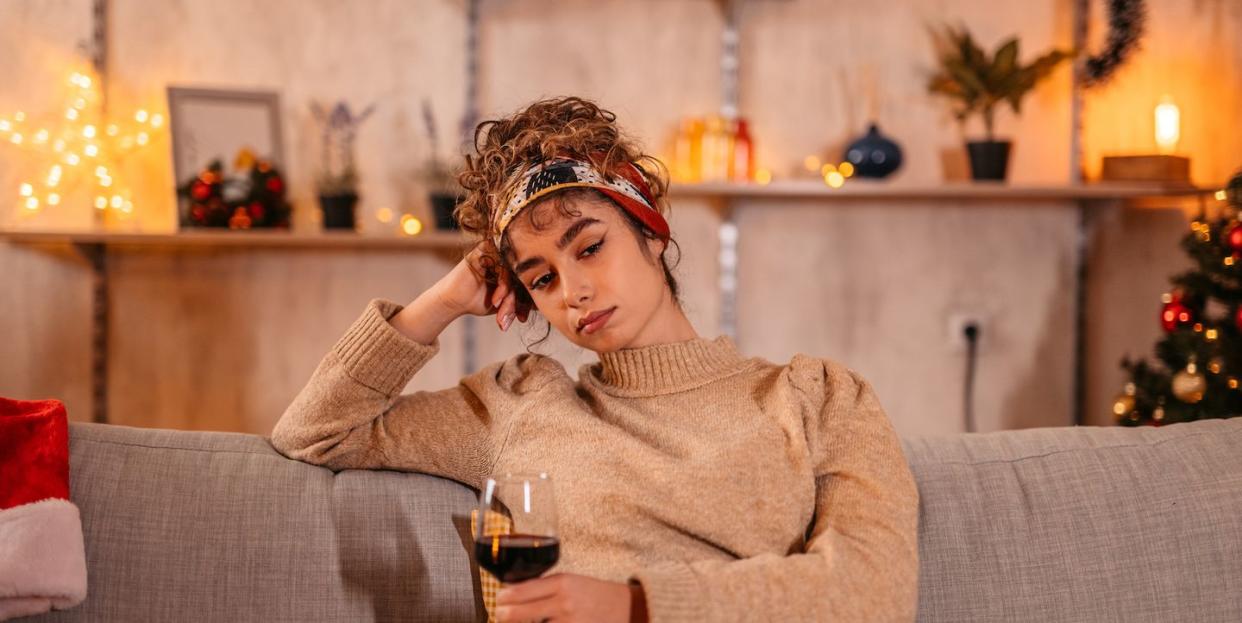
[530, 240, 603, 291]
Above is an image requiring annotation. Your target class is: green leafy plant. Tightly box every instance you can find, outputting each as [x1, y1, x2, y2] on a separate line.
[927, 24, 1073, 141]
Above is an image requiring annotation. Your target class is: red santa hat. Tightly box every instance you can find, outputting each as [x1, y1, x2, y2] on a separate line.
[0, 397, 87, 620]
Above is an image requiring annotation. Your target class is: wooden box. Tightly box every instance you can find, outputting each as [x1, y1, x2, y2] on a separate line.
[1101, 155, 1191, 183]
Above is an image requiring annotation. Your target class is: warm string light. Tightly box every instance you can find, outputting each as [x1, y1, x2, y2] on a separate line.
[0, 69, 163, 221]
[399, 213, 424, 236]
[805, 155, 855, 189]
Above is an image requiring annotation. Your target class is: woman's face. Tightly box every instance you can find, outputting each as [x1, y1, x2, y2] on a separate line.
[506, 193, 673, 352]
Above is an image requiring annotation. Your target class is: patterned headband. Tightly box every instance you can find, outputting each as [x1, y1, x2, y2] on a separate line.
[492, 156, 670, 248]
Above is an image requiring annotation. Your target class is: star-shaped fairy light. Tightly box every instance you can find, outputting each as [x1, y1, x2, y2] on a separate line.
[0, 67, 163, 225]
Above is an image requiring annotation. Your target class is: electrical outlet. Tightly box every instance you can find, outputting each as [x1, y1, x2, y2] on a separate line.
[947, 312, 986, 354]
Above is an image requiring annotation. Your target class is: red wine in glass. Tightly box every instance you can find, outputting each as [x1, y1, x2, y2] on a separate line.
[473, 472, 559, 584]
[474, 533, 561, 583]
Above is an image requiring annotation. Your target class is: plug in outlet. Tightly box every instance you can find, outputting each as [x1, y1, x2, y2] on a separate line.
[947, 312, 986, 354]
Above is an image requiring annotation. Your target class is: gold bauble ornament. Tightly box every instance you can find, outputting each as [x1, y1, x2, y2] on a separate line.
[1112, 394, 1136, 417]
[1172, 365, 1207, 404]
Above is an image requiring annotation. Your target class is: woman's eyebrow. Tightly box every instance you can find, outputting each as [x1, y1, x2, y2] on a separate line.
[513, 217, 603, 275]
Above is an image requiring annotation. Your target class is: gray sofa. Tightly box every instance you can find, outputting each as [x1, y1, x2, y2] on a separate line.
[27, 417, 1242, 622]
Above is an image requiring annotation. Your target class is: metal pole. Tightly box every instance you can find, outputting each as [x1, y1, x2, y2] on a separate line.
[88, 0, 111, 423]
[1070, 0, 1087, 184]
[461, 0, 481, 374]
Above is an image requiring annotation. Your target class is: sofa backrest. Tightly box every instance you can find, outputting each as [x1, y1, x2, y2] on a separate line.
[902, 416, 1242, 622]
[39, 422, 484, 622]
[32, 417, 1242, 622]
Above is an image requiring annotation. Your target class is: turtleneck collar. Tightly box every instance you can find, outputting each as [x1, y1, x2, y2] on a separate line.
[584, 334, 753, 396]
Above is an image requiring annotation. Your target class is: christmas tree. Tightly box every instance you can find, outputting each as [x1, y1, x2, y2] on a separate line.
[1114, 170, 1242, 426]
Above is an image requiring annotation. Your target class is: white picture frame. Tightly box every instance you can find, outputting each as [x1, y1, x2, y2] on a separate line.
[166, 86, 284, 226]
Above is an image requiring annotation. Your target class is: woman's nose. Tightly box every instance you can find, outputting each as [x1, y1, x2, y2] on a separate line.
[560, 268, 593, 306]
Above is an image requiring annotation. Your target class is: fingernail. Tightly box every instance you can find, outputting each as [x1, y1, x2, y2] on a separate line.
[502, 313, 514, 330]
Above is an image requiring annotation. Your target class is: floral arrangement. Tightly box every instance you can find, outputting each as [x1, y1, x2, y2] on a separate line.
[178, 147, 291, 229]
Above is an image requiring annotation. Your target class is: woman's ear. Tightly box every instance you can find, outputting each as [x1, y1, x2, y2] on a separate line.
[645, 235, 667, 259]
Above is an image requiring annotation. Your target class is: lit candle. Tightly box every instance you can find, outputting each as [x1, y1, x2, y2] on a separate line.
[1154, 95, 1180, 155]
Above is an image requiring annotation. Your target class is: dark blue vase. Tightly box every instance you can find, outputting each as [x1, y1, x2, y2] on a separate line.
[843, 123, 903, 178]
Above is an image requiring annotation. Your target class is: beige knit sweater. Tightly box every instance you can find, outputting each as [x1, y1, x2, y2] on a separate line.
[270, 298, 920, 622]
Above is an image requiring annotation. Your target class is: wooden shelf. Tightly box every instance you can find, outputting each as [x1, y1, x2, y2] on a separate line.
[1, 181, 1219, 249]
[669, 179, 1219, 201]
[0, 228, 472, 250]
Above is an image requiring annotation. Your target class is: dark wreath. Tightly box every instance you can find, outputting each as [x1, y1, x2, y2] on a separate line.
[1083, 0, 1147, 87]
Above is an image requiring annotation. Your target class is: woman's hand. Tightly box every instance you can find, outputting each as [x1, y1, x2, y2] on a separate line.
[495, 573, 644, 623]
[431, 243, 531, 331]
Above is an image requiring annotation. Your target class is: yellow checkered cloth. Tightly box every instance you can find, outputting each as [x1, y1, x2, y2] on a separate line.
[471, 509, 513, 623]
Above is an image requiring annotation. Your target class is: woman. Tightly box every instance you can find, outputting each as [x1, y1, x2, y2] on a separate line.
[270, 96, 920, 623]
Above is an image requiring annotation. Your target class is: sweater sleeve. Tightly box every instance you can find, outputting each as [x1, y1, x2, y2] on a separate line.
[627, 359, 920, 623]
[269, 298, 553, 490]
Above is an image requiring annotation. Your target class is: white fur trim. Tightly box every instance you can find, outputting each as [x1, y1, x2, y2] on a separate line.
[0, 498, 87, 620]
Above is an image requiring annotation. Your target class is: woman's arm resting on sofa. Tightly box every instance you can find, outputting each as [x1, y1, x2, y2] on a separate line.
[269, 298, 499, 487]
[628, 364, 920, 622]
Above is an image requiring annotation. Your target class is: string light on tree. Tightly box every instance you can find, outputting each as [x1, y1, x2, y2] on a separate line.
[0, 69, 162, 224]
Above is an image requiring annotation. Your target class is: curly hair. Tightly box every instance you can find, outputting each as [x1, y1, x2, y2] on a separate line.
[454, 96, 683, 349]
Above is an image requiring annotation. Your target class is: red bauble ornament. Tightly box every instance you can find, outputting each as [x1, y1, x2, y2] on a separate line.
[248, 201, 266, 222]
[265, 176, 284, 194]
[1227, 223, 1242, 253]
[1235, 306, 1242, 332]
[1161, 301, 1194, 332]
[190, 181, 211, 201]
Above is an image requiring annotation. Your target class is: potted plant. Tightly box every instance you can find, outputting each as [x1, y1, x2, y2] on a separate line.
[415, 99, 462, 230]
[927, 24, 1072, 181]
[418, 158, 463, 231]
[311, 100, 374, 229]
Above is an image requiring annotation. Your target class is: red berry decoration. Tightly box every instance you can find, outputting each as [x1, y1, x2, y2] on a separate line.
[265, 176, 284, 194]
[248, 201, 266, 222]
[1161, 300, 1194, 332]
[1236, 306, 1242, 332]
[190, 181, 211, 201]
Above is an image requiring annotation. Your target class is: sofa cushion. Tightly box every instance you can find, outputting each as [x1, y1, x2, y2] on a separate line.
[902, 417, 1242, 622]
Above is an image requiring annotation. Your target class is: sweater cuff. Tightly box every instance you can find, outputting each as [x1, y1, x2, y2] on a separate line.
[331, 298, 440, 396]
[629, 561, 706, 623]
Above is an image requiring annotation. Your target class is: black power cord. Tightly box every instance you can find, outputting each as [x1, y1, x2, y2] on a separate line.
[963, 322, 981, 433]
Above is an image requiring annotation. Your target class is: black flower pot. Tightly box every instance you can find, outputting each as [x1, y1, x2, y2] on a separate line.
[430, 192, 462, 231]
[843, 122, 903, 178]
[966, 140, 1012, 181]
[319, 193, 358, 230]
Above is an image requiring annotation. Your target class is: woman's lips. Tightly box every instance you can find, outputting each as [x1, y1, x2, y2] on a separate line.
[579, 307, 615, 335]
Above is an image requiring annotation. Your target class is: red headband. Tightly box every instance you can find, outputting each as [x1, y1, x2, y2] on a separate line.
[493, 153, 670, 246]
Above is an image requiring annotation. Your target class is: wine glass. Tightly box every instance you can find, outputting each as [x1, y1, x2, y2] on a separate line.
[473, 472, 560, 584]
